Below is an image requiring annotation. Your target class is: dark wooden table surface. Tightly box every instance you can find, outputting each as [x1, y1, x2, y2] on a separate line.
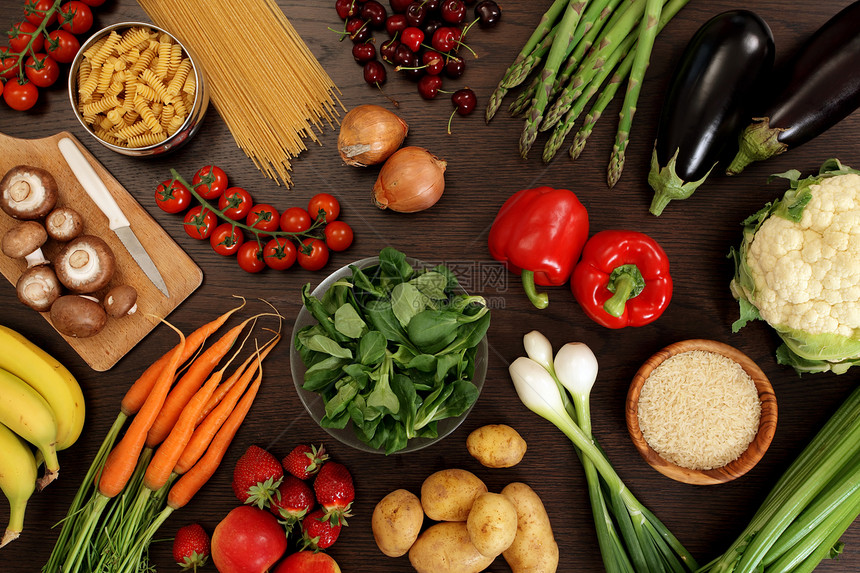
[1, 1, 858, 571]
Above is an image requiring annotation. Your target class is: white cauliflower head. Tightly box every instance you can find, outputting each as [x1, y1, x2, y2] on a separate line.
[731, 160, 860, 374]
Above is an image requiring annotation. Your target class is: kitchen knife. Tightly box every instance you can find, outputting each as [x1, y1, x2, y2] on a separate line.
[57, 137, 170, 298]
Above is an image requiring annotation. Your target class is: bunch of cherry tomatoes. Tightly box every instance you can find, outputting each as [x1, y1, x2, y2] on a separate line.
[156, 165, 355, 274]
[2, 0, 103, 111]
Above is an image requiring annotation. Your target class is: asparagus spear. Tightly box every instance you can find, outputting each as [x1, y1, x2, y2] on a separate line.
[538, 0, 648, 136]
[543, 33, 634, 162]
[510, 74, 540, 117]
[607, 0, 663, 187]
[485, 0, 569, 122]
[543, 0, 633, 127]
[570, 0, 688, 161]
[520, 1, 589, 158]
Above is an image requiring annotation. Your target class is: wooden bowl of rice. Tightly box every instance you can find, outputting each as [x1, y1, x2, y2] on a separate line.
[68, 21, 209, 156]
[626, 339, 777, 485]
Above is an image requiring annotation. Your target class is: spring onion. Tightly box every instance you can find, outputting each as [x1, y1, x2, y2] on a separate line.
[511, 331, 697, 572]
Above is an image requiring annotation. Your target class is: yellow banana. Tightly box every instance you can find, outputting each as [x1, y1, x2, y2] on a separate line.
[0, 421, 37, 548]
[0, 368, 60, 489]
[0, 325, 85, 451]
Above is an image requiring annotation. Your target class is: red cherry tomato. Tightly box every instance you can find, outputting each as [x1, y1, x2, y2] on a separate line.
[24, 0, 57, 26]
[237, 242, 266, 273]
[0, 48, 19, 80]
[280, 207, 312, 233]
[8, 21, 44, 53]
[217, 187, 253, 221]
[192, 165, 229, 200]
[155, 179, 192, 214]
[324, 221, 354, 252]
[263, 238, 297, 270]
[246, 204, 280, 235]
[45, 30, 80, 64]
[297, 238, 329, 271]
[78, 0, 106, 6]
[24, 54, 59, 88]
[183, 206, 217, 240]
[307, 193, 340, 222]
[59, 2, 93, 35]
[3, 79, 38, 111]
[210, 223, 244, 256]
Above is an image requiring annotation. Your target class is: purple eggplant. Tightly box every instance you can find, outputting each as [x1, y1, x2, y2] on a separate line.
[648, 11, 774, 216]
[727, 1, 860, 174]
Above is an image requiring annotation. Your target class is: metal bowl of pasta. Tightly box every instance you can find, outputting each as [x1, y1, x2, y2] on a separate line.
[68, 21, 209, 157]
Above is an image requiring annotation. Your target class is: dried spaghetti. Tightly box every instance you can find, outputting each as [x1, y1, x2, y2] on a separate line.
[137, 0, 342, 185]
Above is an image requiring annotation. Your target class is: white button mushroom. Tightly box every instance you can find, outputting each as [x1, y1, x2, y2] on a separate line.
[0, 165, 59, 220]
[54, 235, 116, 294]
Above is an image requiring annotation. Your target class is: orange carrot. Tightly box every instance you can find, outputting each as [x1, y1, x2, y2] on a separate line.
[175, 336, 278, 475]
[167, 359, 264, 510]
[197, 332, 280, 424]
[100, 326, 186, 499]
[144, 313, 269, 448]
[120, 299, 245, 416]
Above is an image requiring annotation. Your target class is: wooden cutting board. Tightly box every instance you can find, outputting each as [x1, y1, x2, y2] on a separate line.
[0, 131, 202, 371]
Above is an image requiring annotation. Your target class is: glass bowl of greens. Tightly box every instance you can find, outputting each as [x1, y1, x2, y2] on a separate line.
[290, 247, 490, 455]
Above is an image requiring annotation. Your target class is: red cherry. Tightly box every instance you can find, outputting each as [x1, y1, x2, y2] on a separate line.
[440, 0, 466, 24]
[401, 26, 424, 51]
[431, 27, 457, 52]
[418, 74, 443, 99]
[363, 60, 387, 85]
[422, 51, 444, 75]
[380, 38, 400, 63]
[452, 87, 477, 115]
[385, 14, 407, 35]
[352, 42, 376, 63]
[335, 0, 359, 19]
[389, 0, 412, 13]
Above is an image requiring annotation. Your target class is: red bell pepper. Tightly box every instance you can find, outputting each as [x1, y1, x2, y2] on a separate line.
[571, 230, 672, 328]
[488, 186, 589, 309]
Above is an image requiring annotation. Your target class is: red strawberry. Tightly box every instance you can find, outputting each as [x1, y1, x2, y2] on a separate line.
[301, 508, 341, 551]
[173, 523, 210, 572]
[313, 461, 354, 526]
[282, 444, 329, 480]
[232, 445, 284, 509]
[270, 475, 315, 532]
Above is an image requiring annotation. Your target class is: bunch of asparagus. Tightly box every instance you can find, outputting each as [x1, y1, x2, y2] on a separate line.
[486, 0, 690, 186]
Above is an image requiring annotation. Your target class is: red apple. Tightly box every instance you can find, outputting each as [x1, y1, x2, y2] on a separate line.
[212, 506, 288, 573]
[274, 551, 341, 573]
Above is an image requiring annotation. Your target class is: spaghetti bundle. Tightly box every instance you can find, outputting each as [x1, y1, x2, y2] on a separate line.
[137, 0, 342, 185]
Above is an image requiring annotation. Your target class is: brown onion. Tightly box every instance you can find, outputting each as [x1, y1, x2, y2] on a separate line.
[338, 104, 409, 167]
[373, 147, 447, 213]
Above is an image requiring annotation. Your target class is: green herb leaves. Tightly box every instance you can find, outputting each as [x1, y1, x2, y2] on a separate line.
[295, 248, 489, 454]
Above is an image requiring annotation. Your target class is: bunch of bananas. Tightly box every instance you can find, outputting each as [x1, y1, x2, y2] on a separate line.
[0, 325, 85, 548]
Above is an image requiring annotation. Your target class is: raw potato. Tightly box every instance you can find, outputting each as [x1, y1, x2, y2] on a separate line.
[421, 469, 488, 522]
[467, 424, 528, 468]
[466, 492, 518, 557]
[408, 521, 495, 573]
[372, 489, 424, 557]
[502, 482, 559, 573]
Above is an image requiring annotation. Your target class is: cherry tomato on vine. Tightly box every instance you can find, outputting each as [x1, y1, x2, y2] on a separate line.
[44, 30, 80, 64]
[297, 238, 329, 271]
[8, 21, 44, 53]
[263, 238, 297, 270]
[24, 0, 57, 26]
[78, 0, 106, 6]
[246, 204, 280, 235]
[280, 207, 312, 233]
[192, 165, 228, 200]
[218, 187, 253, 221]
[324, 221, 354, 252]
[24, 54, 59, 88]
[0, 48, 19, 80]
[183, 206, 217, 240]
[237, 242, 266, 273]
[210, 223, 244, 256]
[307, 193, 340, 222]
[3, 79, 38, 111]
[155, 179, 192, 214]
[59, 2, 93, 35]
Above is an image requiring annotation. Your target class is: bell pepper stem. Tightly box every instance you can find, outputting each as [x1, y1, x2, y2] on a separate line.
[604, 273, 636, 318]
[521, 270, 549, 309]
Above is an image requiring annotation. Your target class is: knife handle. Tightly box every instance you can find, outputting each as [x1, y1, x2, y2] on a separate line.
[58, 137, 130, 230]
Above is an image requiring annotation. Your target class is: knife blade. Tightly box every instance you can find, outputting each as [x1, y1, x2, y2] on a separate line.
[57, 137, 170, 298]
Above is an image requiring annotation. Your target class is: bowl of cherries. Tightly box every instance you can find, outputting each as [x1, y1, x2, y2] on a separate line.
[333, 0, 501, 128]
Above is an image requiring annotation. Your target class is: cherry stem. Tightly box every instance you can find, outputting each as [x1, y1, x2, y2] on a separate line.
[446, 107, 457, 135]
